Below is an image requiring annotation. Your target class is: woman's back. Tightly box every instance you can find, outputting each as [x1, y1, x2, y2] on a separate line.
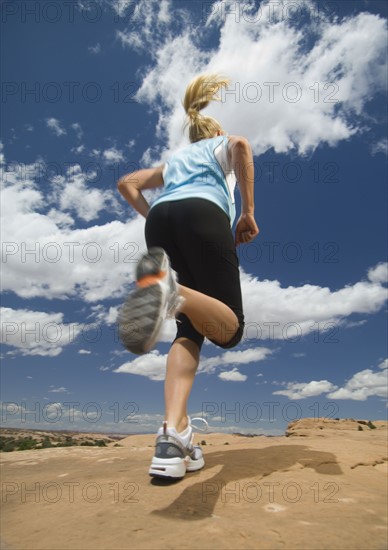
[152, 135, 237, 223]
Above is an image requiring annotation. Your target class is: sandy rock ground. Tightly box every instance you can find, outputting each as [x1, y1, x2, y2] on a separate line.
[1, 420, 387, 550]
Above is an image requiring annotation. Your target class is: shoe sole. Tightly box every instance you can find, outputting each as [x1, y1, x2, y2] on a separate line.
[118, 284, 166, 355]
[149, 456, 205, 479]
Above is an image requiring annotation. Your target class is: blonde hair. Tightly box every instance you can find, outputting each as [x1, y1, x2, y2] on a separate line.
[183, 73, 230, 143]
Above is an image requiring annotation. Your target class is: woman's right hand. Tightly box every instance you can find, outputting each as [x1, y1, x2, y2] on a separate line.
[234, 213, 259, 246]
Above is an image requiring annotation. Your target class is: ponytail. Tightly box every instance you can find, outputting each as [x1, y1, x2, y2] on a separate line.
[183, 73, 230, 143]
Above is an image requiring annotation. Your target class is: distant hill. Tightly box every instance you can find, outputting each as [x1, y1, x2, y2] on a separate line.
[0, 428, 127, 452]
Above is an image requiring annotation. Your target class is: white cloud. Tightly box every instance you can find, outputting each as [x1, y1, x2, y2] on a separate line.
[222, 347, 272, 364]
[0, 153, 146, 302]
[117, 0, 387, 157]
[367, 262, 388, 284]
[44, 402, 65, 415]
[46, 118, 66, 137]
[218, 368, 247, 382]
[88, 43, 101, 54]
[114, 350, 167, 381]
[273, 358, 388, 401]
[158, 0, 170, 24]
[327, 359, 388, 401]
[273, 379, 338, 399]
[114, 346, 272, 381]
[89, 304, 122, 326]
[69, 123, 85, 153]
[116, 0, 175, 53]
[51, 164, 117, 222]
[78, 349, 92, 354]
[71, 144, 85, 154]
[199, 347, 273, 374]
[125, 139, 136, 150]
[0, 401, 85, 429]
[343, 319, 367, 329]
[71, 123, 83, 140]
[378, 359, 388, 370]
[0, 307, 82, 357]
[77, 0, 104, 11]
[111, 0, 134, 17]
[1, 215, 146, 302]
[48, 386, 69, 393]
[102, 147, 125, 164]
[371, 138, 388, 156]
[46, 208, 74, 229]
[240, 268, 387, 342]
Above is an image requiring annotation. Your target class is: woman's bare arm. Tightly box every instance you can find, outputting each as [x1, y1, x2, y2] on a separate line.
[117, 166, 164, 218]
[228, 136, 259, 245]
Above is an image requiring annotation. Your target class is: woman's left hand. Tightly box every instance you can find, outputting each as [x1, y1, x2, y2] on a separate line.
[234, 213, 259, 246]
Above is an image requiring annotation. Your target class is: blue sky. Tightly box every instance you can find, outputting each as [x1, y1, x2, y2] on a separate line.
[1, 0, 387, 436]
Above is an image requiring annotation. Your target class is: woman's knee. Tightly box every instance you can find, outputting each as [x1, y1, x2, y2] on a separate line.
[209, 319, 245, 349]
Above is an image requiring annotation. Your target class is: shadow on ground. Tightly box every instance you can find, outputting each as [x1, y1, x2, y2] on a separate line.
[150, 444, 342, 520]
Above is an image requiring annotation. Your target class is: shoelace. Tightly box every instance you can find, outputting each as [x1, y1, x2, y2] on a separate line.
[190, 416, 209, 433]
[161, 416, 209, 437]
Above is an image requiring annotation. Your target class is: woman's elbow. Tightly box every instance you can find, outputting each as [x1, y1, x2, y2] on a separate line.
[117, 177, 126, 192]
[117, 174, 137, 194]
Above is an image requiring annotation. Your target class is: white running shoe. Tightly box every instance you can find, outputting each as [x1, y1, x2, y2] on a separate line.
[149, 417, 208, 479]
[118, 247, 182, 355]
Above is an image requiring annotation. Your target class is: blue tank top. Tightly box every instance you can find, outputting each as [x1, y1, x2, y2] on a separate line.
[151, 136, 237, 224]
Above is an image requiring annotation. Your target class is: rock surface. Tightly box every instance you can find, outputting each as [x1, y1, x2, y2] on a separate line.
[285, 417, 387, 436]
[1, 419, 387, 549]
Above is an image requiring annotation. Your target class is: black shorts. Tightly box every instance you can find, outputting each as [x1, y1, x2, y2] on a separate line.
[145, 198, 244, 350]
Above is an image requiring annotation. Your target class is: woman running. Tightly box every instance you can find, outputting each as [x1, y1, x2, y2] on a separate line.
[117, 73, 259, 478]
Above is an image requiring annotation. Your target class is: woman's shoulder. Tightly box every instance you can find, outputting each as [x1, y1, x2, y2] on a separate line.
[227, 135, 250, 146]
